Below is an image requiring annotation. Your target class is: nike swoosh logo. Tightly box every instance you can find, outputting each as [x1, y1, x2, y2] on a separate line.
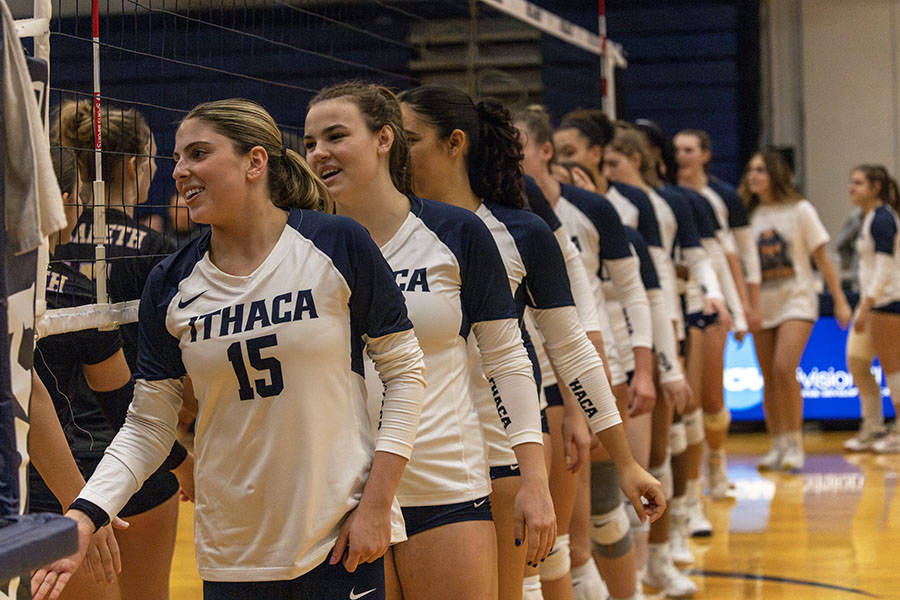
[349, 588, 376, 599]
[473, 498, 486, 508]
[178, 290, 207, 309]
[509, 464, 519, 471]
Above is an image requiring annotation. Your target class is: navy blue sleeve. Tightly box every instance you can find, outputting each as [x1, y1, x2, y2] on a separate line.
[681, 187, 719, 237]
[415, 197, 518, 332]
[658, 186, 702, 250]
[496, 205, 574, 310]
[134, 261, 187, 381]
[708, 179, 749, 229]
[611, 182, 663, 248]
[458, 215, 519, 326]
[625, 227, 660, 291]
[871, 207, 898, 255]
[561, 184, 632, 261]
[345, 220, 415, 340]
[523, 175, 562, 232]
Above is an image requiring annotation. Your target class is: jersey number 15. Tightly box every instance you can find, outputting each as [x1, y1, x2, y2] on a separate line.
[226, 334, 284, 400]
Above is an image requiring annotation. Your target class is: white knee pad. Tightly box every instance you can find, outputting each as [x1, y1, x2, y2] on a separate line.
[625, 499, 650, 533]
[523, 574, 544, 600]
[571, 559, 607, 600]
[669, 421, 688, 455]
[590, 504, 632, 558]
[702, 406, 731, 434]
[649, 455, 673, 500]
[684, 407, 706, 443]
[540, 534, 571, 581]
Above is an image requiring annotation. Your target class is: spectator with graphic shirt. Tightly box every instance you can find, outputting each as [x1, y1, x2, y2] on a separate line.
[739, 151, 850, 472]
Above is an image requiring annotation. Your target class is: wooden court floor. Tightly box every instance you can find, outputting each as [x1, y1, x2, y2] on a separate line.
[168, 432, 900, 599]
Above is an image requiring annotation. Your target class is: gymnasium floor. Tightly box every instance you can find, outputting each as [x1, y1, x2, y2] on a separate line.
[168, 431, 899, 599]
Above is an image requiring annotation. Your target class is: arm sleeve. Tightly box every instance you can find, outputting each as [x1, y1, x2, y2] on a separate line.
[733, 226, 762, 285]
[530, 305, 621, 433]
[471, 318, 543, 447]
[702, 237, 748, 331]
[606, 254, 652, 349]
[557, 227, 603, 333]
[460, 217, 541, 447]
[348, 226, 426, 460]
[648, 288, 683, 383]
[77, 377, 184, 521]
[649, 244, 679, 320]
[682, 246, 723, 300]
[365, 329, 426, 459]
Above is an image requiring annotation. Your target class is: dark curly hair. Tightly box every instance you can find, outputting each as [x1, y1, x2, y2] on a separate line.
[398, 85, 525, 208]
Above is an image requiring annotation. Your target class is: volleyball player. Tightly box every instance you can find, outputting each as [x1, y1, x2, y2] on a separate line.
[34, 98, 427, 600]
[399, 86, 663, 600]
[673, 129, 752, 534]
[517, 107, 656, 600]
[47, 101, 185, 599]
[305, 82, 557, 600]
[738, 151, 850, 470]
[844, 166, 900, 453]
[604, 126, 735, 596]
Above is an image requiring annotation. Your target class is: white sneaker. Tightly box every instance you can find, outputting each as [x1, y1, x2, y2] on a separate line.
[873, 432, 900, 454]
[844, 429, 888, 452]
[668, 496, 694, 564]
[780, 443, 805, 472]
[644, 546, 698, 598]
[685, 496, 712, 537]
[670, 517, 694, 565]
[706, 453, 731, 500]
[757, 443, 783, 471]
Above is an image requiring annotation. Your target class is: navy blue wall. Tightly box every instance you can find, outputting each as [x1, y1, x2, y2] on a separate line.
[534, 0, 760, 184]
[47, 1, 758, 204]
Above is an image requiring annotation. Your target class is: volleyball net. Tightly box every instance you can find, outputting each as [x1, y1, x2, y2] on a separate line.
[11, 0, 626, 338]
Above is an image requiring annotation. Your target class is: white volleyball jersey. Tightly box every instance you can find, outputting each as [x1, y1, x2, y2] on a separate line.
[555, 184, 652, 356]
[857, 204, 900, 307]
[78, 209, 425, 582]
[470, 201, 620, 464]
[366, 196, 540, 506]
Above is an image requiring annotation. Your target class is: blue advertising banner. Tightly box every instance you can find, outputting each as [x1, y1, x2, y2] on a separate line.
[724, 318, 895, 421]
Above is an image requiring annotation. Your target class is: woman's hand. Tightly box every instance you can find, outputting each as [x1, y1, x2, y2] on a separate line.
[330, 499, 392, 573]
[660, 378, 693, 415]
[562, 404, 593, 473]
[618, 462, 666, 524]
[629, 370, 656, 417]
[836, 298, 853, 330]
[31, 510, 95, 600]
[514, 477, 557, 568]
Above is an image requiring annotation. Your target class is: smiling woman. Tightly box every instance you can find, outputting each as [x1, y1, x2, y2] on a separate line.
[31, 98, 427, 600]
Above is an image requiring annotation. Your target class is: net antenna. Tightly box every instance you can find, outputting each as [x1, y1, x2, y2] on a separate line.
[478, 0, 626, 118]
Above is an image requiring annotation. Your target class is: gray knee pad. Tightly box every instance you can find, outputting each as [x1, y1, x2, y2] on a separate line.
[590, 460, 632, 558]
[539, 534, 571, 581]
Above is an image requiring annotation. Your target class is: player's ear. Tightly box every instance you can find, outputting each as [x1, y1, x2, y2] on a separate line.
[247, 146, 268, 182]
[447, 129, 466, 159]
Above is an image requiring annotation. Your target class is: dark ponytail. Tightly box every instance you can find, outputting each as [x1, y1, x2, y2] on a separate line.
[398, 85, 525, 209]
[856, 164, 900, 214]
